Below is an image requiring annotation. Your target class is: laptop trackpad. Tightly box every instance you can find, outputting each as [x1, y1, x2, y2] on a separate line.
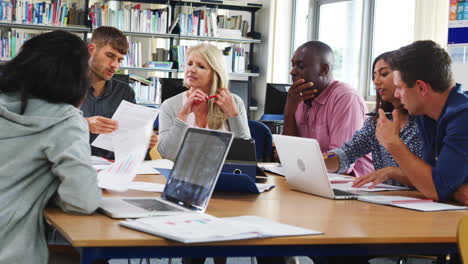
[124, 199, 184, 212]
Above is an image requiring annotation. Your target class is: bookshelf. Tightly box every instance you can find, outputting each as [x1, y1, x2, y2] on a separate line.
[0, 0, 90, 61]
[91, 0, 262, 113]
[0, 0, 263, 113]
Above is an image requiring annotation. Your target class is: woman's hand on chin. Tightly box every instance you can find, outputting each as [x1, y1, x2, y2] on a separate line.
[178, 88, 208, 121]
[215, 88, 239, 117]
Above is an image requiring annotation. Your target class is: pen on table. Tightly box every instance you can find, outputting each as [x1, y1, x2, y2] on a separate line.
[322, 153, 335, 160]
[390, 199, 433, 204]
[365, 112, 392, 117]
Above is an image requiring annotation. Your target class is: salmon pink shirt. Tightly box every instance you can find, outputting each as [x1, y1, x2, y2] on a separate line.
[294, 80, 373, 177]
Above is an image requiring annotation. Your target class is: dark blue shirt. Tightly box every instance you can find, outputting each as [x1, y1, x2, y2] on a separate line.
[80, 78, 136, 159]
[416, 84, 468, 201]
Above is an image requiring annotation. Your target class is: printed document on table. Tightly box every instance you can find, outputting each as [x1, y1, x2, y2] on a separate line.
[92, 100, 159, 152]
[120, 214, 322, 243]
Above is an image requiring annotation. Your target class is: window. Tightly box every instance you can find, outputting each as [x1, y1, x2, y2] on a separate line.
[292, 0, 311, 52]
[293, 0, 418, 99]
[318, 0, 363, 89]
[369, 0, 415, 96]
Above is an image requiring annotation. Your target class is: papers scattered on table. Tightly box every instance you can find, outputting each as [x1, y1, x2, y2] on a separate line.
[357, 195, 468, 211]
[128, 182, 165, 192]
[120, 214, 322, 243]
[328, 173, 410, 192]
[260, 163, 285, 176]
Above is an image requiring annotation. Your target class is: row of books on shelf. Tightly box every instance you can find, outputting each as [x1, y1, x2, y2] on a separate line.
[174, 6, 248, 38]
[450, 0, 468, 20]
[89, 3, 169, 34]
[0, 0, 85, 26]
[129, 75, 161, 105]
[0, 29, 36, 60]
[171, 44, 247, 73]
[122, 40, 143, 68]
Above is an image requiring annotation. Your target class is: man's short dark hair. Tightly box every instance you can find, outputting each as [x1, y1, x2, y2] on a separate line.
[389, 40, 453, 93]
[91, 26, 128, 55]
[0, 30, 90, 114]
[300, 40, 334, 65]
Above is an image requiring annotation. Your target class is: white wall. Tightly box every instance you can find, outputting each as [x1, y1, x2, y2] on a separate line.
[252, 0, 293, 119]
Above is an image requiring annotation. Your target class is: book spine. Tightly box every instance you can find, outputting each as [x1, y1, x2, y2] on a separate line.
[457, 0, 465, 20]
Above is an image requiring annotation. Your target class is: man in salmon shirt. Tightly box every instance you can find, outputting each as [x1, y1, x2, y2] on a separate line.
[282, 40, 373, 177]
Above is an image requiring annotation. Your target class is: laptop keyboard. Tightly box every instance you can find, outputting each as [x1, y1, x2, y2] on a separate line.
[123, 199, 184, 212]
[333, 189, 357, 197]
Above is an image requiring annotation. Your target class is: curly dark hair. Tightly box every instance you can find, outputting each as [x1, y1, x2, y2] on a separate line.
[388, 40, 453, 93]
[0, 30, 90, 114]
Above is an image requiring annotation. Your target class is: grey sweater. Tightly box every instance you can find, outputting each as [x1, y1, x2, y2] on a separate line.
[158, 92, 250, 159]
[0, 93, 101, 264]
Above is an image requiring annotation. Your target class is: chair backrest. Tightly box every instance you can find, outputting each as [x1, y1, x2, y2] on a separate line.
[248, 120, 273, 162]
[458, 215, 468, 262]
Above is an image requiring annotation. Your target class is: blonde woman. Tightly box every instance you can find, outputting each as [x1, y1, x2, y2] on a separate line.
[158, 43, 250, 159]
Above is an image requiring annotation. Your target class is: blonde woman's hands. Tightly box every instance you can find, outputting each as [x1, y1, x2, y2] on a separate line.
[215, 88, 239, 117]
[177, 89, 209, 121]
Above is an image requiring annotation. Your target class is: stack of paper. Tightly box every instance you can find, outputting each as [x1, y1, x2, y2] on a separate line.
[120, 214, 322, 243]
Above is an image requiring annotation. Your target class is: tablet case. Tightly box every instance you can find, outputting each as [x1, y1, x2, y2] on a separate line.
[157, 163, 263, 193]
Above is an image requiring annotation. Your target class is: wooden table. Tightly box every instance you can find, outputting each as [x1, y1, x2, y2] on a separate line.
[45, 174, 468, 264]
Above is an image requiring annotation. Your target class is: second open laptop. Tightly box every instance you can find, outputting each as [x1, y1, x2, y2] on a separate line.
[100, 128, 234, 218]
[273, 135, 359, 200]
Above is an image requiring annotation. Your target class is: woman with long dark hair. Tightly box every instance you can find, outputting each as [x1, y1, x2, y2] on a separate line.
[324, 51, 422, 187]
[0, 31, 101, 263]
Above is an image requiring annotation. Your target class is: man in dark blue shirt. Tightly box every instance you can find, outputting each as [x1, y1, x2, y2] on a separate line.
[364, 40, 468, 203]
[81, 26, 158, 159]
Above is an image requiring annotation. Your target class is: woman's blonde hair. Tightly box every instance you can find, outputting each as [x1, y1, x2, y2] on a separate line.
[184, 44, 229, 129]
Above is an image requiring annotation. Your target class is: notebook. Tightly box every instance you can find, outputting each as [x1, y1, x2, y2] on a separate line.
[272, 135, 359, 200]
[120, 214, 322, 243]
[99, 128, 234, 218]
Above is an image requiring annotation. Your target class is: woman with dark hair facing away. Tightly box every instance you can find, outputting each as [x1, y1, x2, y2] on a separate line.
[0, 31, 101, 263]
[324, 51, 423, 188]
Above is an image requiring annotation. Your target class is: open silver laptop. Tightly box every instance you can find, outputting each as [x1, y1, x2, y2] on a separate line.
[100, 128, 234, 218]
[273, 135, 359, 200]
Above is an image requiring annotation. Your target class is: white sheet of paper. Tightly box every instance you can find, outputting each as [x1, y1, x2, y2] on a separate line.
[136, 161, 161, 175]
[332, 182, 410, 192]
[97, 125, 151, 191]
[128, 181, 165, 192]
[113, 124, 151, 162]
[97, 150, 147, 191]
[142, 159, 174, 170]
[91, 101, 159, 152]
[260, 163, 285, 176]
[255, 183, 275, 192]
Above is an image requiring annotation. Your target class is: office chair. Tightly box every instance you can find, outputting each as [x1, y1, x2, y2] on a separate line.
[459, 215, 468, 263]
[248, 120, 273, 162]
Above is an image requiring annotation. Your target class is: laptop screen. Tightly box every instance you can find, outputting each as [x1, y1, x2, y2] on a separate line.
[162, 128, 233, 212]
